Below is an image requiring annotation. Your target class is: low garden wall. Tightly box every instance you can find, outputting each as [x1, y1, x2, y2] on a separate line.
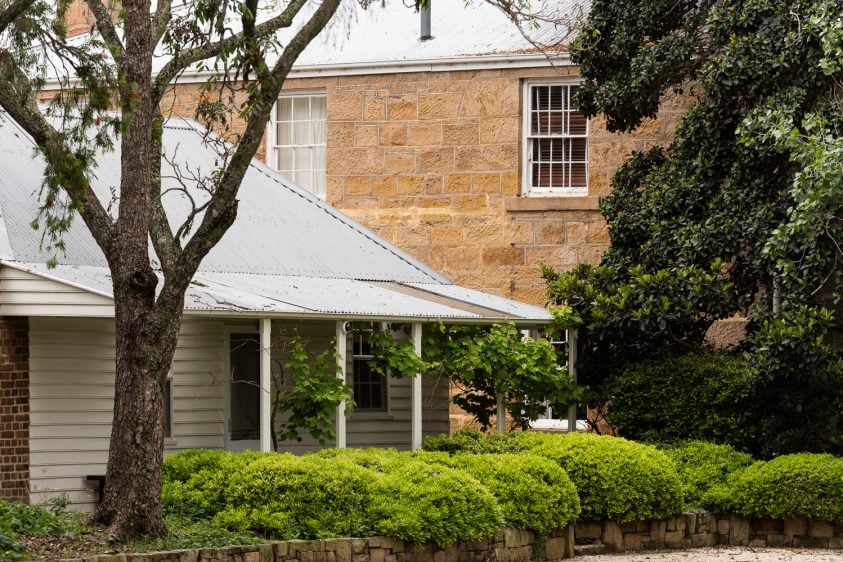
[56, 527, 574, 562]
[54, 515, 843, 562]
[574, 512, 843, 554]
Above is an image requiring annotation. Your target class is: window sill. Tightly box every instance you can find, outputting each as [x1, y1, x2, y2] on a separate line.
[349, 411, 393, 421]
[505, 196, 601, 212]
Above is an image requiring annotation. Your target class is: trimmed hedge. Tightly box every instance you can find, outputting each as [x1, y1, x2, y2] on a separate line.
[704, 453, 843, 522]
[660, 441, 754, 507]
[424, 430, 684, 523]
[445, 453, 580, 534]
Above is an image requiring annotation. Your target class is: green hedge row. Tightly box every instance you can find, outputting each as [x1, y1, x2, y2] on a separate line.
[163, 446, 580, 546]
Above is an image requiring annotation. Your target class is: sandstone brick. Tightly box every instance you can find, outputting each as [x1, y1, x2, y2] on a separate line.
[482, 247, 525, 266]
[730, 516, 750, 545]
[536, 223, 564, 245]
[364, 98, 386, 121]
[398, 175, 426, 196]
[371, 176, 397, 196]
[380, 123, 408, 146]
[460, 80, 518, 118]
[354, 125, 379, 147]
[500, 171, 519, 196]
[430, 225, 464, 245]
[329, 148, 384, 174]
[663, 530, 685, 548]
[479, 117, 520, 144]
[330, 90, 364, 120]
[422, 176, 444, 195]
[455, 145, 517, 171]
[388, 95, 418, 120]
[419, 93, 463, 120]
[623, 533, 644, 550]
[526, 247, 578, 268]
[442, 123, 479, 146]
[407, 123, 442, 146]
[444, 174, 470, 194]
[810, 520, 834, 538]
[469, 173, 500, 194]
[602, 522, 623, 551]
[451, 195, 488, 211]
[420, 148, 454, 173]
[328, 123, 355, 145]
[566, 222, 587, 245]
[384, 152, 417, 174]
[345, 176, 371, 196]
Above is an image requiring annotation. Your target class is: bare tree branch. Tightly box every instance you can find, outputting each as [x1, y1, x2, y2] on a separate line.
[0, 50, 114, 250]
[0, 0, 35, 35]
[86, 0, 125, 58]
[154, 0, 341, 313]
[151, 0, 308, 103]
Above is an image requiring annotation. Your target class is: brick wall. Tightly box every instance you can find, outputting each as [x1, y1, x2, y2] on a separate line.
[0, 316, 29, 503]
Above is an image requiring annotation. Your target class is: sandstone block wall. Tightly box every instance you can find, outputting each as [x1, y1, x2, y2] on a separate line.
[161, 66, 685, 307]
[574, 513, 843, 555]
[0, 316, 30, 502]
[56, 527, 575, 562]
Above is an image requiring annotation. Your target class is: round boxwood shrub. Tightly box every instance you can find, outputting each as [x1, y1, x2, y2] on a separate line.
[718, 453, 843, 522]
[214, 454, 379, 539]
[521, 432, 684, 522]
[660, 441, 754, 507]
[445, 453, 580, 534]
[605, 352, 755, 449]
[316, 448, 502, 546]
[423, 428, 527, 455]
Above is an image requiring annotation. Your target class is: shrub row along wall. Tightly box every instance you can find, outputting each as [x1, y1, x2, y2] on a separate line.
[57, 528, 574, 562]
[574, 512, 843, 554]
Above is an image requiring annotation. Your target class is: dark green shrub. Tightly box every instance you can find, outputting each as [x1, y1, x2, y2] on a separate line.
[708, 454, 843, 522]
[445, 453, 580, 534]
[518, 432, 684, 522]
[660, 441, 754, 507]
[605, 352, 755, 448]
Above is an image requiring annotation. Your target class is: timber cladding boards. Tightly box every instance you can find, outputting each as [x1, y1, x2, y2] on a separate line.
[0, 316, 29, 503]
[161, 68, 685, 306]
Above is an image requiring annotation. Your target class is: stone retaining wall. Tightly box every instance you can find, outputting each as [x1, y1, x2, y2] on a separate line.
[574, 512, 843, 555]
[57, 527, 574, 562]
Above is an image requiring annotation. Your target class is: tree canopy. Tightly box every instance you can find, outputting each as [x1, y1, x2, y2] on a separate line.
[549, 0, 843, 455]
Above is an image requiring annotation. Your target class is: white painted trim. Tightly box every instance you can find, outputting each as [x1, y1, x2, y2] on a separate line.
[40, 54, 572, 91]
[259, 318, 272, 453]
[335, 320, 347, 449]
[567, 328, 578, 433]
[0, 261, 114, 300]
[185, 310, 552, 325]
[410, 323, 423, 450]
[520, 78, 589, 198]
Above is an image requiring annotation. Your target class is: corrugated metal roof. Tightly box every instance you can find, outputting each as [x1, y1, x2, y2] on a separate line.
[8, 262, 551, 321]
[287, 0, 586, 68]
[0, 116, 446, 283]
[0, 114, 551, 322]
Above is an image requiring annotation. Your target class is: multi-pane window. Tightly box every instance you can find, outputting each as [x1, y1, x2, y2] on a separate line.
[271, 93, 327, 197]
[351, 325, 387, 412]
[524, 83, 588, 195]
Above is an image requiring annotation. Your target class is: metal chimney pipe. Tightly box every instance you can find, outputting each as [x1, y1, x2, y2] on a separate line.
[420, 1, 431, 41]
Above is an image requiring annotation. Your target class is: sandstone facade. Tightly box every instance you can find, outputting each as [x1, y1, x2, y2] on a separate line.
[163, 67, 682, 306]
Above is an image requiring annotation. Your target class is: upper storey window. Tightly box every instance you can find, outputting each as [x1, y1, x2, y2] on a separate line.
[270, 92, 327, 197]
[523, 82, 589, 196]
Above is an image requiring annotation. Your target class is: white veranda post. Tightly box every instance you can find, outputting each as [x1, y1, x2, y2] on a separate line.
[567, 328, 578, 433]
[411, 322, 423, 450]
[259, 318, 272, 452]
[335, 321, 348, 448]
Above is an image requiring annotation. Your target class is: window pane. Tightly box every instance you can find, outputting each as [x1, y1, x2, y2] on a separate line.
[293, 118, 310, 144]
[569, 112, 587, 135]
[229, 334, 260, 441]
[278, 97, 293, 121]
[278, 147, 293, 171]
[277, 122, 293, 145]
[294, 147, 312, 172]
[311, 96, 327, 120]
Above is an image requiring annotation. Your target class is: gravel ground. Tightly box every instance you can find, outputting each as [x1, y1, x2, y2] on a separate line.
[575, 546, 843, 561]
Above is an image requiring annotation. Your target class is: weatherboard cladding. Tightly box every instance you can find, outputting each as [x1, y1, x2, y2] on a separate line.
[0, 116, 551, 322]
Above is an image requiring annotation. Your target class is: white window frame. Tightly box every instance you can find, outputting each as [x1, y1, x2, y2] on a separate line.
[268, 89, 328, 198]
[521, 79, 589, 197]
[164, 368, 175, 444]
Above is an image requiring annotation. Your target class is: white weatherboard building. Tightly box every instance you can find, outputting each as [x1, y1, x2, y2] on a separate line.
[0, 115, 551, 511]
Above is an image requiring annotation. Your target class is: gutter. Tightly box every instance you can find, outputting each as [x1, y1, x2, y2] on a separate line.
[40, 52, 572, 90]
